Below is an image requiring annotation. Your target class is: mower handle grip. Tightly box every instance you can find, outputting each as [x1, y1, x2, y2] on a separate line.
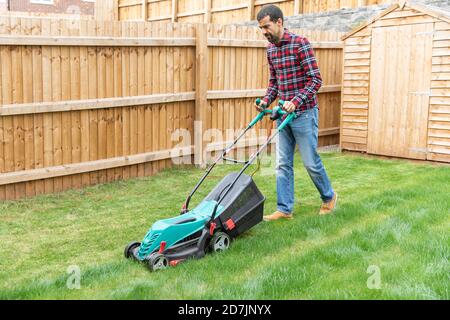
[251, 98, 296, 128]
[249, 98, 269, 127]
[255, 97, 294, 116]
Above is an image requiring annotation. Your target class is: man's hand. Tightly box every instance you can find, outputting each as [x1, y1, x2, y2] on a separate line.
[282, 101, 296, 113]
[255, 99, 268, 112]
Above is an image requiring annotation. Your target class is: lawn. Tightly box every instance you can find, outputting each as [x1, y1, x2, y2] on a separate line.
[0, 152, 449, 299]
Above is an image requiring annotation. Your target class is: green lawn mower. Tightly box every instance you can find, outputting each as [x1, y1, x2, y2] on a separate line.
[124, 99, 296, 271]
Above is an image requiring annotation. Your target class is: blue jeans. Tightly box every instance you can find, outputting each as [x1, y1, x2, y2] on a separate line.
[276, 107, 334, 214]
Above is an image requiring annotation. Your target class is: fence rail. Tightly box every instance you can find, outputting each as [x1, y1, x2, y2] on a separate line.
[0, 17, 344, 200]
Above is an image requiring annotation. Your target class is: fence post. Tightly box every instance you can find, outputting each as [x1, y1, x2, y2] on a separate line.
[194, 24, 208, 167]
[248, 0, 255, 21]
[142, 0, 148, 21]
[171, 0, 178, 22]
[204, 0, 211, 24]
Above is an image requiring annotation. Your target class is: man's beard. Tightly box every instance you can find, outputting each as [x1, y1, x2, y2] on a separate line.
[265, 34, 279, 44]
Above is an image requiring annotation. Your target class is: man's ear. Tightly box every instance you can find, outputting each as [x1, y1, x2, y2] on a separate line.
[277, 18, 283, 28]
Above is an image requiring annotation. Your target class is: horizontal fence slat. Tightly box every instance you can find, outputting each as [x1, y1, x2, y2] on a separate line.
[319, 85, 342, 93]
[207, 89, 266, 99]
[210, 3, 248, 14]
[311, 41, 344, 49]
[206, 127, 340, 153]
[208, 38, 343, 49]
[0, 92, 196, 116]
[208, 38, 267, 48]
[176, 10, 206, 18]
[0, 146, 194, 186]
[0, 35, 196, 47]
[0, 36, 343, 50]
[1, 86, 342, 116]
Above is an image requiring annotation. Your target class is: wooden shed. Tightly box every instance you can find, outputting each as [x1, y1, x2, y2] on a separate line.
[340, 0, 450, 163]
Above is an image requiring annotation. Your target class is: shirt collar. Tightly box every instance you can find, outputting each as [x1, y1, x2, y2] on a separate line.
[275, 28, 291, 47]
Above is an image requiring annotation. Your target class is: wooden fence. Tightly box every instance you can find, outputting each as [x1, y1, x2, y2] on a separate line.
[106, 0, 394, 23]
[0, 17, 343, 200]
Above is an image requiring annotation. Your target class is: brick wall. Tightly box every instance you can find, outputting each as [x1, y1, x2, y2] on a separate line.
[8, 0, 94, 15]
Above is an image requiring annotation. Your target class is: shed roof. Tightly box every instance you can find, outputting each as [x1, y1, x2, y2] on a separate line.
[342, 0, 450, 40]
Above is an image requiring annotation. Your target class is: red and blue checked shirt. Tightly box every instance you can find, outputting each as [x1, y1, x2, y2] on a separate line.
[263, 29, 322, 115]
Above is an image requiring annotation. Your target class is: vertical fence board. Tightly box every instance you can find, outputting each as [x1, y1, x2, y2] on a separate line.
[22, 21, 35, 198]
[50, 19, 63, 193]
[60, 20, 72, 191]
[68, 19, 82, 190]
[87, 20, 99, 186]
[166, 23, 174, 170]
[143, 21, 153, 176]
[137, 21, 146, 177]
[79, 20, 91, 188]
[40, 18, 53, 194]
[97, 20, 107, 184]
[113, 20, 124, 181]
[150, 22, 160, 174]
[159, 22, 168, 171]
[105, 22, 116, 183]
[121, 21, 130, 180]
[129, 21, 138, 178]
[0, 17, 14, 199]
[11, 18, 26, 199]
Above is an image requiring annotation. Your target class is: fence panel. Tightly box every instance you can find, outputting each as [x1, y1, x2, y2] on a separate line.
[0, 17, 343, 200]
[113, 0, 393, 23]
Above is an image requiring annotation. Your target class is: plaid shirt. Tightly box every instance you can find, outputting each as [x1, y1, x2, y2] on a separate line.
[263, 29, 322, 115]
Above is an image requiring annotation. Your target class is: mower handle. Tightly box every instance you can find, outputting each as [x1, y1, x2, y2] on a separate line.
[181, 98, 295, 214]
[204, 99, 296, 225]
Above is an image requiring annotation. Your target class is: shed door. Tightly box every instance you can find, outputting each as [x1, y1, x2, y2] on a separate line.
[367, 23, 433, 159]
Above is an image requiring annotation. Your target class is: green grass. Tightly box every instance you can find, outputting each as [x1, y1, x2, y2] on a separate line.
[0, 152, 449, 299]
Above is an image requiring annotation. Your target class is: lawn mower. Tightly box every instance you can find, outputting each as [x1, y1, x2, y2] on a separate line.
[124, 99, 296, 271]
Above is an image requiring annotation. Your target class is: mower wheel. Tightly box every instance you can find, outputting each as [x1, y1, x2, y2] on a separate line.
[124, 241, 141, 259]
[146, 253, 169, 272]
[209, 232, 231, 253]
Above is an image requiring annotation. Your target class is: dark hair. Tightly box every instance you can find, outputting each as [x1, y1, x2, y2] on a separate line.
[257, 4, 284, 24]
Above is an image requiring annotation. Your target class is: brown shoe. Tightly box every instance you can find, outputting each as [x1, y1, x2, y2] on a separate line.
[263, 211, 293, 221]
[319, 192, 338, 215]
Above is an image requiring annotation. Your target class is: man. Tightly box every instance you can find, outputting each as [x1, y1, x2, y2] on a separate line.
[256, 5, 337, 220]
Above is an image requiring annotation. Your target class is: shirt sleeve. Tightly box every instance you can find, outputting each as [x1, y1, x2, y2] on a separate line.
[263, 51, 279, 106]
[290, 37, 322, 109]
